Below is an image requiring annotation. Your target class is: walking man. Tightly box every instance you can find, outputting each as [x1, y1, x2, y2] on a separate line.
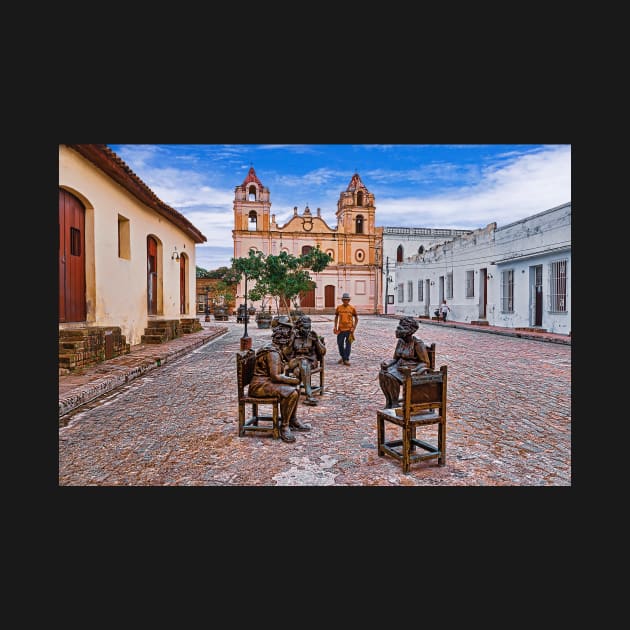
[333, 292, 358, 366]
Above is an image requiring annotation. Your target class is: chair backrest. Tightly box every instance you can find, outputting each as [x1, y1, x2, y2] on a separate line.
[236, 349, 256, 399]
[426, 342, 436, 370]
[398, 365, 447, 421]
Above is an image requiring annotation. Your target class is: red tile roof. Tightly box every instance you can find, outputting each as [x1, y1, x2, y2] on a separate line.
[66, 144, 207, 243]
[241, 166, 263, 188]
[346, 172, 368, 192]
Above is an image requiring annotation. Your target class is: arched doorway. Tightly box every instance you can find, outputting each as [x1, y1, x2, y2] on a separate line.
[147, 236, 158, 315]
[59, 188, 86, 322]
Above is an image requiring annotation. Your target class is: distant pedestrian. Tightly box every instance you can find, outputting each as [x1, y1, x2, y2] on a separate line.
[440, 300, 450, 322]
[333, 293, 358, 365]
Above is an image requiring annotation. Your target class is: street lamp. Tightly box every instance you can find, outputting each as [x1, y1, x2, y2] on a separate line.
[240, 273, 252, 351]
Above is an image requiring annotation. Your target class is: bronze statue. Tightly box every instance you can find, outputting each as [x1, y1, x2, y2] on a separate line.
[283, 315, 326, 406]
[248, 320, 312, 443]
[379, 316, 430, 408]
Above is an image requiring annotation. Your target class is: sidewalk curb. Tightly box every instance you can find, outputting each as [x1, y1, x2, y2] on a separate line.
[420, 320, 571, 345]
[380, 314, 570, 345]
[59, 327, 228, 418]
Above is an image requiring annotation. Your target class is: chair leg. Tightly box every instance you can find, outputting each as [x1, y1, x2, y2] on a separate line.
[376, 416, 385, 456]
[438, 420, 446, 466]
[402, 425, 411, 474]
[238, 402, 246, 436]
[250, 403, 259, 426]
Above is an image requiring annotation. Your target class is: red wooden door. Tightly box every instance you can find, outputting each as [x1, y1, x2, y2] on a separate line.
[325, 285, 335, 308]
[179, 255, 186, 314]
[299, 288, 315, 308]
[59, 188, 86, 322]
[147, 236, 158, 315]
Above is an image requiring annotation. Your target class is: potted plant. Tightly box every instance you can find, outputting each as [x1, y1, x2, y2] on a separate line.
[209, 279, 235, 321]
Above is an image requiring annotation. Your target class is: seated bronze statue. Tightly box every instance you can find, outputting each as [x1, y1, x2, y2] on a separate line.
[379, 316, 430, 408]
[282, 315, 326, 406]
[248, 319, 311, 443]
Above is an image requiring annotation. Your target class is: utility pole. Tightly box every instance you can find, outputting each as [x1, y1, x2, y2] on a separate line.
[385, 256, 390, 315]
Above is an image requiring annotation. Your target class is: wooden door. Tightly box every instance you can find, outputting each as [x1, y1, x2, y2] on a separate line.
[534, 265, 543, 326]
[325, 285, 335, 308]
[299, 287, 315, 308]
[179, 254, 186, 314]
[59, 188, 86, 322]
[147, 236, 158, 315]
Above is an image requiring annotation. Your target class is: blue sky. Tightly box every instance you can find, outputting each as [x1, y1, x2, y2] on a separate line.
[108, 144, 571, 271]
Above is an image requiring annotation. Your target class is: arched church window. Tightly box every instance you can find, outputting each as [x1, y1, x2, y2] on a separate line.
[302, 245, 312, 255]
[357, 191, 363, 206]
[248, 210, 258, 231]
[397, 244, 404, 262]
[355, 214, 364, 234]
[248, 185, 257, 201]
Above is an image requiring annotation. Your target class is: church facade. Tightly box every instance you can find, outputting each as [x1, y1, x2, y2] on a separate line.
[233, 168, 384, 314]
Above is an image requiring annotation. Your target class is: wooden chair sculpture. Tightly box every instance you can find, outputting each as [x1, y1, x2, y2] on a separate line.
[291, 355, 325, 398]
[376, 365, 447, 473]
[236, 349, 280, 439]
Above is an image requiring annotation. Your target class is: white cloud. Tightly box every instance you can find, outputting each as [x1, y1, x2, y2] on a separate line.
[377, 145, 570, 229]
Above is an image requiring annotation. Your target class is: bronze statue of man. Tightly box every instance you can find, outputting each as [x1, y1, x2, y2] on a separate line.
[248, 319, 312, 443]
[379, 316, 430, 408]
[284, 315, 326, 406]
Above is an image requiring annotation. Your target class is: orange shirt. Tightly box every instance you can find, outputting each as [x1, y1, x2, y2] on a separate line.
[335, 303, 357, 331]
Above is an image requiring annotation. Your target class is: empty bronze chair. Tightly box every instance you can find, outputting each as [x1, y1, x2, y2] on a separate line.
[376, 365, 447, 473]
[236, 349, 280, 439]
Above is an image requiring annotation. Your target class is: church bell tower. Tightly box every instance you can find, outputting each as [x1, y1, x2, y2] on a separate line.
[233, 167, 271, 234]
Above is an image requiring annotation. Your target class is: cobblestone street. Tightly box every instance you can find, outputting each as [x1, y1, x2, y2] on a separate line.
[58, 316, 571, 486]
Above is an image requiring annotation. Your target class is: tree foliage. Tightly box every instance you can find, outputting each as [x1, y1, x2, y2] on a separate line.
[231, 248, 332, 316]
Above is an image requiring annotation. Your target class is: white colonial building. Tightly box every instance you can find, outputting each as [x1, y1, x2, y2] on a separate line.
[392, 202, 571, 335]
[380, 226, 471, 314]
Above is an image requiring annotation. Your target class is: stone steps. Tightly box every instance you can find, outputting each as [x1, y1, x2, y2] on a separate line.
[58, 326, 129, 374]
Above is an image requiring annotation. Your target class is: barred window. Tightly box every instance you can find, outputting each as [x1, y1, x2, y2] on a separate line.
[446, 273, 453, 299]
[465, 270, 474, 298]
[407, 281, 413, 301]
[418, 280, 424, 302]
[549, 259, 567, 312]
[501, 269, 514, 313]
[397, 283, 404, 302]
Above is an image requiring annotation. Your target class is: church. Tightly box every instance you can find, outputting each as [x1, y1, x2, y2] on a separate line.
[233, 168, 384, 314]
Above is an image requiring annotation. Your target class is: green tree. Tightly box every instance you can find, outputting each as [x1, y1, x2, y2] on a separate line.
[232, 248, 332, 317]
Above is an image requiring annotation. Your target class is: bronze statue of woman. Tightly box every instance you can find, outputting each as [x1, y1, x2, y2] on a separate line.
[379, 316, 430, 408]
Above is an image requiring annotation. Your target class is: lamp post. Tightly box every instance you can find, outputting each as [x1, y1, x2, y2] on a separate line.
[240, 273, 252, 351]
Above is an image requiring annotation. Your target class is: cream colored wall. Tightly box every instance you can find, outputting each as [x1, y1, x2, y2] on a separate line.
[59, 145, 198, 345]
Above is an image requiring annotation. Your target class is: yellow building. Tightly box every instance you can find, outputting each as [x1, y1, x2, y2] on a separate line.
[233, 168, 383, 314]
[59, 144, 206, 369]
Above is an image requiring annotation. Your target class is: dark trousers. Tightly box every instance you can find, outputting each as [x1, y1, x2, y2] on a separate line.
[337, 331, 352, 361]
[441, 312, 447, 322]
